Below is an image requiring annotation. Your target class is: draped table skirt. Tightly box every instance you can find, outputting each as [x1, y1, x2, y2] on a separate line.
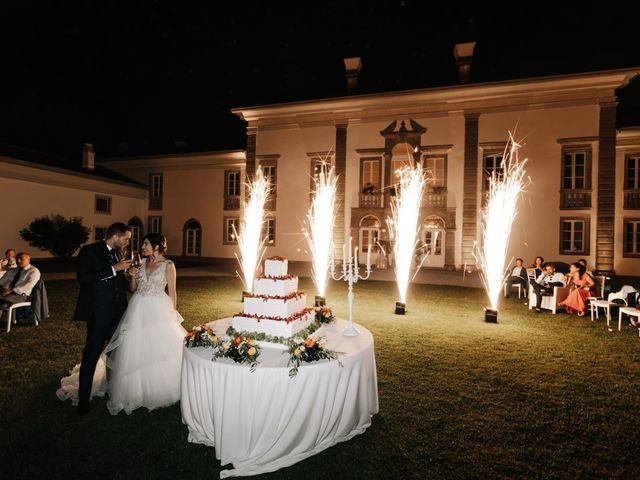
[180, 318, 379, 478]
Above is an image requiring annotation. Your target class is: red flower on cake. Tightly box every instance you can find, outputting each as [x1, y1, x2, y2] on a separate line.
[267, 256, 287, 261]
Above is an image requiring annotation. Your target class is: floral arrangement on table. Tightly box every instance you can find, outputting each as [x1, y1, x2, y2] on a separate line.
[184, 325, 220, 348]
[287, 336, 342, 378]
[314, 305, 335, 324]
[213, 334, 261, 371]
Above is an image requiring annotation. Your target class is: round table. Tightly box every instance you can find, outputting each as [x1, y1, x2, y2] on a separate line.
[180, 318, 379, 478]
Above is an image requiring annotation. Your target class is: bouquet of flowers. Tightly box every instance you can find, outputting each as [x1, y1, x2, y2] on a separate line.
[286, 336, 342, 378]
[314, 305, 335, 324]
[184, 325, 219, 348]
[214, 334, 261, 371]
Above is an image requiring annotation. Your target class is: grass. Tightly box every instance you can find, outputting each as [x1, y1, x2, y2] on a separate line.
[1, 277, 640, 479]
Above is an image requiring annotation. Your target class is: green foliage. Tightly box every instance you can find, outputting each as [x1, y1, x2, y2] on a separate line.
[19, 214, 89, 258]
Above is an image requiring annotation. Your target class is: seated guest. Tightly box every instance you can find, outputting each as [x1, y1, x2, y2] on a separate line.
[0, 249, 17, 279]
[559, 262, 595, 317]
[531, 263, 566, 313]
[531, 256, 545, 278]
[0, 252, 41, 309]
[504, 258, 528, 298]
[577, 258, 594, 277]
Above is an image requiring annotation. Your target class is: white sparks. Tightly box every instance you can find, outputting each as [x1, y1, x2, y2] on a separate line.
[474, 134, 528, 310]
[305, 164, 337, 296]
[236, 167, 270, 293]
[387, 165, 426, 303]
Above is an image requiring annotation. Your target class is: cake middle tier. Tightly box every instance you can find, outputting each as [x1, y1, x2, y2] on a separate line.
[253, 275, 298, 296]
[243, 292, 307, 318]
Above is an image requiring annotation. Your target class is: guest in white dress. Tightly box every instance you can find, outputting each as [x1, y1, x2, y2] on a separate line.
[57, 233, 187, 415]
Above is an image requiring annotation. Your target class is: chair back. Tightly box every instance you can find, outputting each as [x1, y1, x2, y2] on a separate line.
[526, 268, 537, 283]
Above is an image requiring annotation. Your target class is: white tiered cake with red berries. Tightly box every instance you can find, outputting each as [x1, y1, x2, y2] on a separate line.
[233, 257, 314, 337]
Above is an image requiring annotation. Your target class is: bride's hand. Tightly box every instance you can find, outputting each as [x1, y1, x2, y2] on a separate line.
[127, 267, 140, 278]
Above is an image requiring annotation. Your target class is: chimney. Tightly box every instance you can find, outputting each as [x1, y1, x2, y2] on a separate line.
[343, 57, 362, 94]
[453, 42, 476, 83]
[82, 143, 95, 171]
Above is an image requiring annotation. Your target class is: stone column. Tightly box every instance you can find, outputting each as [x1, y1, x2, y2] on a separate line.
[334, 121, 348, 258]
[595, 101, 617, 274]
[245, 126, 258, 187]
[462, 113, 480, 270]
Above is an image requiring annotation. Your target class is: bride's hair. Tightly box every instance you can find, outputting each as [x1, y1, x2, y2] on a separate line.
[143, 233, 168, 254]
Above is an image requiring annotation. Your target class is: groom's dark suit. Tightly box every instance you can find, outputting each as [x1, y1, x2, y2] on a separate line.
[74, 241, 128, 407]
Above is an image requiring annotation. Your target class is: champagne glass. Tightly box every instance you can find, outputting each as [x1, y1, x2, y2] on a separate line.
[132, 252, 142, 268]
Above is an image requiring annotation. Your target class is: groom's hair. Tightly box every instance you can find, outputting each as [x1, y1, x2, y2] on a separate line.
[106, 222, 131, 238]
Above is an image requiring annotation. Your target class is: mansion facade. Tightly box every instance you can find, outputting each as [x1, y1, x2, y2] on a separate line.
[2, 68, 640, 275]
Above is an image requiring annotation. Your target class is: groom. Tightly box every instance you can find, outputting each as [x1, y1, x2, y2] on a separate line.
[74, 222, 132, 414]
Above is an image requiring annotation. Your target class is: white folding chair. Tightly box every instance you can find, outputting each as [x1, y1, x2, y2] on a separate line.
[528, 285, 570, 314]
[5, 301, 35, 333]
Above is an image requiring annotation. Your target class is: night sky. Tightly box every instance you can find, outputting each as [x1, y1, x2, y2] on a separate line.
[1, 1, 639, 165]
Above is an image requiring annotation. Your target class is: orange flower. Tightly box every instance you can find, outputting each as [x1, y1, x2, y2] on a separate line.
[234, 335, 243, 346]
[303, 338, 315, 348]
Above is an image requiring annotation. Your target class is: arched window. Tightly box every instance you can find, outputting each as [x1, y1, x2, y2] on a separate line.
[422, 215, 445, 259]
[358, 215, 381, 254]
[128, 217, 143, 253]
[183, 219, 202, 256]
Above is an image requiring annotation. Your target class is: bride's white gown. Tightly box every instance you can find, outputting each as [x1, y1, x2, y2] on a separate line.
[57, 259, 187, 415]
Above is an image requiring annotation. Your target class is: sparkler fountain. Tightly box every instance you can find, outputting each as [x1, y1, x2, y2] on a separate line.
[473, 135, 528, 323]
[386, 165, 426, 314]
[304, 164, 337, 306]
[235, 167, 270, 299]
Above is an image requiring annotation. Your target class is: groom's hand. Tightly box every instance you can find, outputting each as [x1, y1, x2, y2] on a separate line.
[114, 259, 133, 272]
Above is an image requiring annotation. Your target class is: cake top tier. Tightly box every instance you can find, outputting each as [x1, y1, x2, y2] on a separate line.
[264, 256, 288, 277]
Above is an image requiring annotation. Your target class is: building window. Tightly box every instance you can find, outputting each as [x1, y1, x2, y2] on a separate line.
[424, 155, 446, 189]
[128, 217, 143, 253]
[559, 217, 590, 255]
[148, 216, 162, 234]
[149, 173, 163, 210]
[262, 218, 276, 246]
[483, 153, 503, 191]
[224, 217, 240, 245]
[626, 155, 640, 189]
[183, 219, 202, 256]
[361, 158, 380, 192]
[224, 170, 241, 210]
[260, 159, 278, 210]
[94, 226, 106, 241]
[624, 218, 640, 257]
[95, 194, 112, 214]
[562, 151, 590, 190]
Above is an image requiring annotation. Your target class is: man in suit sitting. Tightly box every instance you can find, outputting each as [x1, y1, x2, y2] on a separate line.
[531, 263, 566, 313]
[74, 222, 132, 414]
[0, 252, 41, 308]
[504, 258, 528, 298]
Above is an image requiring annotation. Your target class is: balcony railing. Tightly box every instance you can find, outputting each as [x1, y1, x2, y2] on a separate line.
[624, 190, 640, 209]
[560, 189, 592, 209]
[359, 192, 384, 208]
[423, 191, 447, 208]
[224, 195, 240, 210]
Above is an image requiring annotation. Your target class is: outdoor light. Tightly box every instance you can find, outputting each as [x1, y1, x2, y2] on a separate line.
[395, 301, 406, 315]
[314, 295, 326, 307]
[484, 307, 498, 323]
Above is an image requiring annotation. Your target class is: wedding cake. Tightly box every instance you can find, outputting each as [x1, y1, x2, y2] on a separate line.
[233, 256, 314, 337]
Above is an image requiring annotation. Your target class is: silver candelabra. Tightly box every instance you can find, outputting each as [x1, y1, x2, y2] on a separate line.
[330, 240, 372, 337]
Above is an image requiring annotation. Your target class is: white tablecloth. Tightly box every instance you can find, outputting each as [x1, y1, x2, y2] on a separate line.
[180, 318, 379, 478]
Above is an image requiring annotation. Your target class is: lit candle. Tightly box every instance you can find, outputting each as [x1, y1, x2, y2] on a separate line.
[354, 246, 358, 266]
[348, 237, 352, 262]
[367, 244, 371, 268]
[342, 244, 346, 265]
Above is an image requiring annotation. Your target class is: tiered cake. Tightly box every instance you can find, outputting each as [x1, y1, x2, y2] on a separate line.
[233, 257, 314, 337]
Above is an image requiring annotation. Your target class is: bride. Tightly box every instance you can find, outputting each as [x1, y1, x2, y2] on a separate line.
[57, 233, 187, 415]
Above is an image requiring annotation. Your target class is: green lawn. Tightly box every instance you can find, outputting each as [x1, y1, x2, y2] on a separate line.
[1, 277, 639, 479]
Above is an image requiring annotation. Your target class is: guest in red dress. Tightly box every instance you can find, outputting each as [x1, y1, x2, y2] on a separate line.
[559, 262, 595, 316]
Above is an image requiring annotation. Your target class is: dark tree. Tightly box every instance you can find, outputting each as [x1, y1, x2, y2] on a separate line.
[19, 215, 90, 259]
